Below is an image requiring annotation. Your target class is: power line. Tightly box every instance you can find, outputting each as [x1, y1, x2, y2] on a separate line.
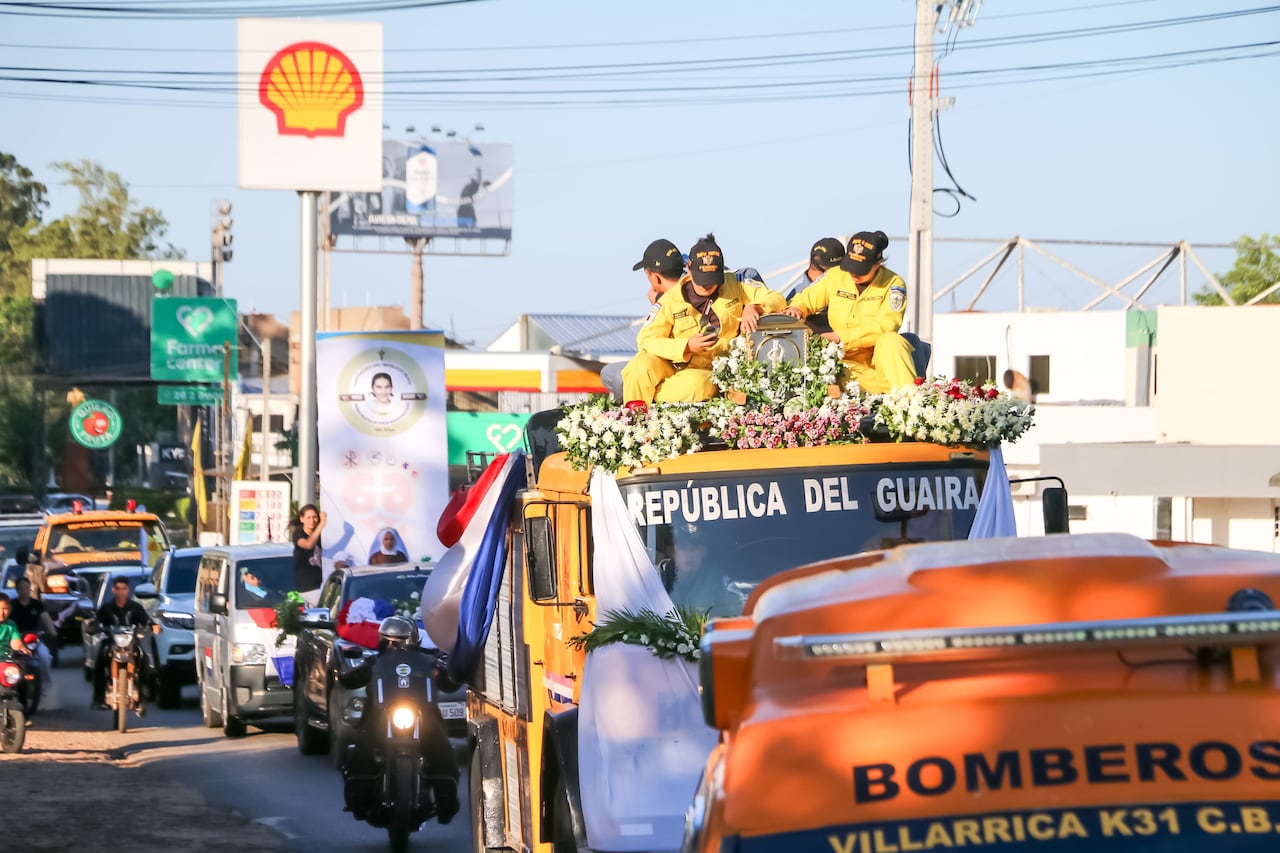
[0, 0, 487, 18]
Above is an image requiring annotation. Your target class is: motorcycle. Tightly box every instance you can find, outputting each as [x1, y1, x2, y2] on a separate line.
[105, 624, 148, 733]
[18, 633, 43, 717]
[337, 645, 456, 852]
[1, 646, 38, 753]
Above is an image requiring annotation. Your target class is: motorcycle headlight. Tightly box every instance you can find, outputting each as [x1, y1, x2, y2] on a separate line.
[112, 633, 133, 648]
[391, 705, 417, 731]
[230, 643, 267, 665]
[0, 663, 20, 686]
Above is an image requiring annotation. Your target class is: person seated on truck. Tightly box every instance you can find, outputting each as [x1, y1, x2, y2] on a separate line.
[622, 233, 787, 404]
[783, 230, 917, 394]
[601, 238, 686, 401]
[783, 236, 845, 335]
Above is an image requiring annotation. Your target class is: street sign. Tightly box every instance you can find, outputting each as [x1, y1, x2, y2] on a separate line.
[151, 297, 239, 382]
[446, 412, 531, 466]
[158, 385, 224, 406]
[69, 399, 123, 449]
[229, 481, 292, 545]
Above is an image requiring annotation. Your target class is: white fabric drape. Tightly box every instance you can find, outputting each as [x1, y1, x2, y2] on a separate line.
[578, 471, 720, 852]
[968, 444, 1018, 539]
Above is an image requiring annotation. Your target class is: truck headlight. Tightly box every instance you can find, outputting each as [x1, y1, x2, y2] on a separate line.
[230, 643, 267, 665]
[391, 705, 417, 731]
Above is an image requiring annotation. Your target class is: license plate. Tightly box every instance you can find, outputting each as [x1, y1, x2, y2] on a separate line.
[439, 702, 465, 720]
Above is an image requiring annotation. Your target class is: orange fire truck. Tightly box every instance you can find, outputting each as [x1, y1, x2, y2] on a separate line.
[687, 532, 1280, 853]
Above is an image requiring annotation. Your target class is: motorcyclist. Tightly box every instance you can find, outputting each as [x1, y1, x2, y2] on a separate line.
[0, 594, 27, 655]
[9, 578, 57, 709]
[337, 615, 461, 824]
[89, 576, 159, 712]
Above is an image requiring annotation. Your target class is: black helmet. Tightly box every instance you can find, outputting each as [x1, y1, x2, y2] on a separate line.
[378, 615, 419, 649]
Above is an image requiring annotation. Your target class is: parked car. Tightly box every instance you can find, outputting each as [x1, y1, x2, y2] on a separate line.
[41, 493, 95, 515]
[193, 544, 297, 737]
[293, 562, 466, 765]
[80, 566, 155, 683]
[0, 495, 41, 515]
[136, 546, 203, 708]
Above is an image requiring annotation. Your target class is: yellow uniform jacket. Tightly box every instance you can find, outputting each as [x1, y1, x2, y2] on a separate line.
[789, 266, 907, 358]
[637, 273, 787, 371]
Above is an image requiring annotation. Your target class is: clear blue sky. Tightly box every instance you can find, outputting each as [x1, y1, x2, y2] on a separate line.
[3, 0, 1276, 346]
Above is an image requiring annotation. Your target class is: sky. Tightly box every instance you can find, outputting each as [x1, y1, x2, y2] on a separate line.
[2, 0, 1277, 348]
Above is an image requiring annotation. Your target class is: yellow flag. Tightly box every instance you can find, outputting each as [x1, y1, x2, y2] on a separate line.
[233, 415, 253, 481]
[191, 419, 207, 524]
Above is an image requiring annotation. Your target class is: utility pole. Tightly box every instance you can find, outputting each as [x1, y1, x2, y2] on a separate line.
[221, 345, 232, 541]
[907, 0, 980, 346]
[408, 237, 426, 328]
[298, 191, 320, 507]
[260, 337, 272, 483]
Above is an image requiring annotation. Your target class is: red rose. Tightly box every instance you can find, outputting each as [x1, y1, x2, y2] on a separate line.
[623, 400, 648, 416]
[914, 377, 926, 386]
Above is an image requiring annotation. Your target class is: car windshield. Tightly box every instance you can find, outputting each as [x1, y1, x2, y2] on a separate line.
[619, 463, 986, 618]
[234, 556, 295, 608]
[49, 519, 169, 555]
[345, 570, 429, 618]
[0, 524, 40, 565]
[167, 554, 201, 594]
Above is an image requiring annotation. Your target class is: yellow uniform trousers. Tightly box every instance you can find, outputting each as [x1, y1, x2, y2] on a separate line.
[841, 332, 917, 394]
[621, 353, 718, 403]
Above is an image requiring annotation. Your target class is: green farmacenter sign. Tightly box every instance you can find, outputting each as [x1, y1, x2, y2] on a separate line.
[151, 297, 239, 383]
[69, 399, 123, 449]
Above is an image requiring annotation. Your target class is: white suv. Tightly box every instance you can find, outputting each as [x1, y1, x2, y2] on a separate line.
[136, 547, 203, 709]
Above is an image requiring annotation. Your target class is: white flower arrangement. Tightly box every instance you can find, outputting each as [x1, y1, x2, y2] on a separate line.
[710, 335, 844, 410]
[872, 376, 1035, 447]
[557, 350, 1035, 471]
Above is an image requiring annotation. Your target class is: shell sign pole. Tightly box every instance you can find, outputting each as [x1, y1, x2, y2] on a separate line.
[238, 18, 382, 508]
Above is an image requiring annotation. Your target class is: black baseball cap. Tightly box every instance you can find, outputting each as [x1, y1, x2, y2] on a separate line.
[841, 231, 888, 277]
[632, 239, 684, 276]
[809, 237, 845, 271]
[688, 235, 725, 287]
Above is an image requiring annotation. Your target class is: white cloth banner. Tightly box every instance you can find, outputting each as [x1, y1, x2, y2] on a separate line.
[316, 331, 449, 577]
[578, 471, 719, 853]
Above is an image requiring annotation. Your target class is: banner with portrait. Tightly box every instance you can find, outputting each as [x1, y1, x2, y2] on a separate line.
[316, 331, 449, 574]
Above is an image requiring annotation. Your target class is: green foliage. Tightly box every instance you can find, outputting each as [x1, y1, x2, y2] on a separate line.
[274, 591, 308, 647]
[1193, 234, 1280, 306]
[568, 605, 710, 663]
[0, 154, 47, 300]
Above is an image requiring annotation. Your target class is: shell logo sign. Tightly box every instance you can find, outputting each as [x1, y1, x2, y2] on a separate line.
[259, 41, 364, 139]
[238, 18, 382, 192]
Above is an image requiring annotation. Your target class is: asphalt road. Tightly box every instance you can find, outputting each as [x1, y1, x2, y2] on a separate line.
[47, 644, 473, 853]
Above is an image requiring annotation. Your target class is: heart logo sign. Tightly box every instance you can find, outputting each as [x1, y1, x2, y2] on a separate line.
[177, 305, 214, 338]
[485, 423, 524, 452]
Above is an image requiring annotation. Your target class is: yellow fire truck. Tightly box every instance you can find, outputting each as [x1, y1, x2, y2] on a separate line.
[465, 411, 1064, 853]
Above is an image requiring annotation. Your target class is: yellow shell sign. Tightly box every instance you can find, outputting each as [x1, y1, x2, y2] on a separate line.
[259, 41, 364, 138]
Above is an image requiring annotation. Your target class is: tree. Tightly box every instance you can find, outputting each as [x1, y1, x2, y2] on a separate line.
[0, 153, 48, 300]
[1193, 234, 1280, 306]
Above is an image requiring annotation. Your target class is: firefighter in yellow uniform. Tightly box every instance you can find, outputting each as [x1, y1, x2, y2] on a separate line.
[783, 230, 917, 394]
[623, 234, 786, 403]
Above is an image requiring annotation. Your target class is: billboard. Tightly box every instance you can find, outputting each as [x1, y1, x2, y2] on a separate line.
[327, 139, 512, 241]
[316, 330, 450, 572]
[150, 297, 239, 382]
[238, 18, 383, 191]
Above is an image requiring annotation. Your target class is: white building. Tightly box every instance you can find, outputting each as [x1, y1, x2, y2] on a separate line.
[933, 306, 1280, 550]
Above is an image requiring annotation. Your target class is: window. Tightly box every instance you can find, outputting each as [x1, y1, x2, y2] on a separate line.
[1156, 497, 1172, 540]
[249, 414, 286, 432]
[1029, 355, 1051, 395]
[1067, 505, 1088, 521]
[954, 356, 996, 386]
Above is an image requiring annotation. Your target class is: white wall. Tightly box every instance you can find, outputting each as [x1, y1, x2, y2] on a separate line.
[1066, 495, 1159, 538]
[934, 311, 1130, 403]
[1156, 306, 1280, 444]
[1189, 498, 1279, 552]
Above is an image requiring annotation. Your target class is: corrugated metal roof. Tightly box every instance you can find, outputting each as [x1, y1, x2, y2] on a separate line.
[526, 313, 641, 358]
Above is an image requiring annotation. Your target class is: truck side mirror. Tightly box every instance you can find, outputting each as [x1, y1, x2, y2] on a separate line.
[209, 592, 228, 615]
[134, 582, 158, 600]
[1042, 486, 1070, 534]
[524, 515, 557, 603]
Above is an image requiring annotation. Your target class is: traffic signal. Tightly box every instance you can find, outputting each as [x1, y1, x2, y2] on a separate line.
[213, 200, 233, 262]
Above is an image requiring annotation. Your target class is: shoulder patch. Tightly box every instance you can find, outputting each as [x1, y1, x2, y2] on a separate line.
[888, 287, 906, 312]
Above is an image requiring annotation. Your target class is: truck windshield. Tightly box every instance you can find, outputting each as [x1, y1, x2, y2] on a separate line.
[49, 518, 169, 554]
[620, 463, 985, 617]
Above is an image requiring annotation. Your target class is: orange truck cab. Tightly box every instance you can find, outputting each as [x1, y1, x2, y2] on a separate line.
[33, 506, 170, 597]
[690, 532, 1280, 853]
